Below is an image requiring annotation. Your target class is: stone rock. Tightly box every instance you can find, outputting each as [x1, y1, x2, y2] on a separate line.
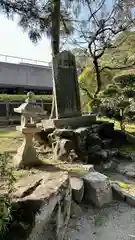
[12, 173, 44, 198]
[126, 171, 135, 178]
[75, 127, 88, 136]
[102, 159, 118, 171]
[80, 164, 95, 172]
[98, 150, 109, 159]
[83, 172, 112, 207]
[128, 235, 135, 240]
[88, 149, 109, 164]
[70, 177, 84, 203]
[34, 132, 45, 145]
[112, 182, 135, 207]
[102, 139, 112, 149]
[111, 183, 125, 200]
[90, 124, 101, 133]
[12, 171, 71, 240]
[35, 128, 55, 146]
[130, 152, 135, 161]
[52, 128, 75, 139]
[88, 145, 101, 154]
[88, 133, 101, 146]
[117, 162, 135, 178]
[111, 130, 127, 147]
[53, 139, 75, 161]
[110, 149, 119, 157]
[75, 127, 89, 156]
[126, 194, 135, 207]
[70, 200, 82, 218]
[117, 151, 131, 160]
[69, 149, 79, 162]
[98, 122, 114, 139]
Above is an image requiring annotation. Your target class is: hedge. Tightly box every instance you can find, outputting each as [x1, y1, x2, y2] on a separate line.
[0, 94, 52, 101]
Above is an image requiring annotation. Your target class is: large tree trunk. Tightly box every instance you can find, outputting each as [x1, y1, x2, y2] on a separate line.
[50, 0, 60, 119]
[51, 0, 60, 57]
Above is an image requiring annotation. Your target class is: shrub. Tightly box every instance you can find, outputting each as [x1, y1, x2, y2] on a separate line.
[97, 72, 135, 129]
[0, 153, 15, 237]
[0, 94, 52, 102]
[113, 72, 135, 88]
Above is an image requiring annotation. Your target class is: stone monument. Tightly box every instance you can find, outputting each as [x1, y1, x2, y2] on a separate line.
[42, 50, 96, 129]
[13, 92, 46, 168]
[53, 50, 81, 119]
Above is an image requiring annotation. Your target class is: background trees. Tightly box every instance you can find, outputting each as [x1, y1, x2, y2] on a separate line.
[73, 0, 135, 113]
[76, 0, 134, 97]
[97, 72, 135, 130]
[1, 0, 135, 122]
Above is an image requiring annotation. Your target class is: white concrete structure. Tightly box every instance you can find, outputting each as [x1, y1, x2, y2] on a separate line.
[0, 55, 53, 91]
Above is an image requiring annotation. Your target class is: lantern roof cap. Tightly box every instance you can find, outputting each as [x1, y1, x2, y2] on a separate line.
[14, 92, 46, 116]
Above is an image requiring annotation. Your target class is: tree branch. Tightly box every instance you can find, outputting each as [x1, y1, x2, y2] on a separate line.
[81, 87, 94, 100]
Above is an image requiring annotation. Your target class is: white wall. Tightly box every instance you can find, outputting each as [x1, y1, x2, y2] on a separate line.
[0, 61, 53, 88]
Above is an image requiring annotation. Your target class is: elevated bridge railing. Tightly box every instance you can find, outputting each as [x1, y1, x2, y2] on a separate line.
[0, 54, 52, 67]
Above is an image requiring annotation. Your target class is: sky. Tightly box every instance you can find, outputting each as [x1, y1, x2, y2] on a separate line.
[0, 0, 111, 64]
[0, 0, 132, 64]
[0, 14, 52, 63]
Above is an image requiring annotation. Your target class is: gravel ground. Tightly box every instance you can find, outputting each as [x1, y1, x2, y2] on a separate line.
[66, 201, 135, 240]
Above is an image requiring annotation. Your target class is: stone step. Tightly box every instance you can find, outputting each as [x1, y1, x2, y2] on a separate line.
[83, 171, 112, 207]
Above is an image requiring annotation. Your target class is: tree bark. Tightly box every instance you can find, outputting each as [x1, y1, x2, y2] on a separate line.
[50, 0, 60, 119]
[93, 57, 102, 98]
[51, 0, 60, 56]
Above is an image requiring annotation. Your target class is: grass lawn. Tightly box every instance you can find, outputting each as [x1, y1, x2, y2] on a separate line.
[0, 118, 135, 153]
[0, 128, 22, 153]
[0, 127, 90, 178]
[98, 117, 135, 133]
[0, 118, 135, 178]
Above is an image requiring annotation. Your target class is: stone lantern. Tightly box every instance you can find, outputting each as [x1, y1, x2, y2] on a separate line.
[13, 92, 46, 168]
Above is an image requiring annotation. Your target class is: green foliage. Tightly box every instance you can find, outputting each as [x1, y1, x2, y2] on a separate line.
[98, 72, 135, 129]
[78, 67, 96, 96]
[0, 0, 74, 43]
[99, 84, 120, 97]
[0, 153, 15, 236]
[78, 65, 113, 112]
[0, 94, 52, 101]
[113, 72, 135, 88]
[102, 31, 135, 68]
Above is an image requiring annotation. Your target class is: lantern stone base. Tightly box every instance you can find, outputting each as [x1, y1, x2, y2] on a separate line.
[13, 126, 41, 168]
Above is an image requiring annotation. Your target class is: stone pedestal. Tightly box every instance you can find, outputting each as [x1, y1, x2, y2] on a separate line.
[42, 114, 96, 129]
[13, 126, 41, 168]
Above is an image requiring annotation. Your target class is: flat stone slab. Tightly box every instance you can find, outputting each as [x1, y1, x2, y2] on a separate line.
[112, 182, 135, 207]
[117, 162, 135, 178]
[42, 114, 96, 129]
[12, 173, 45, 198]
[13, 171, 69, 201]
[70, 177, 84, 203]
[11, 171, 71, 240]
[83, 172, 112, 207]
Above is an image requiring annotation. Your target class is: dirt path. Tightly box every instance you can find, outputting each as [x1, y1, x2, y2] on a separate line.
[66, 201, 135, 240]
